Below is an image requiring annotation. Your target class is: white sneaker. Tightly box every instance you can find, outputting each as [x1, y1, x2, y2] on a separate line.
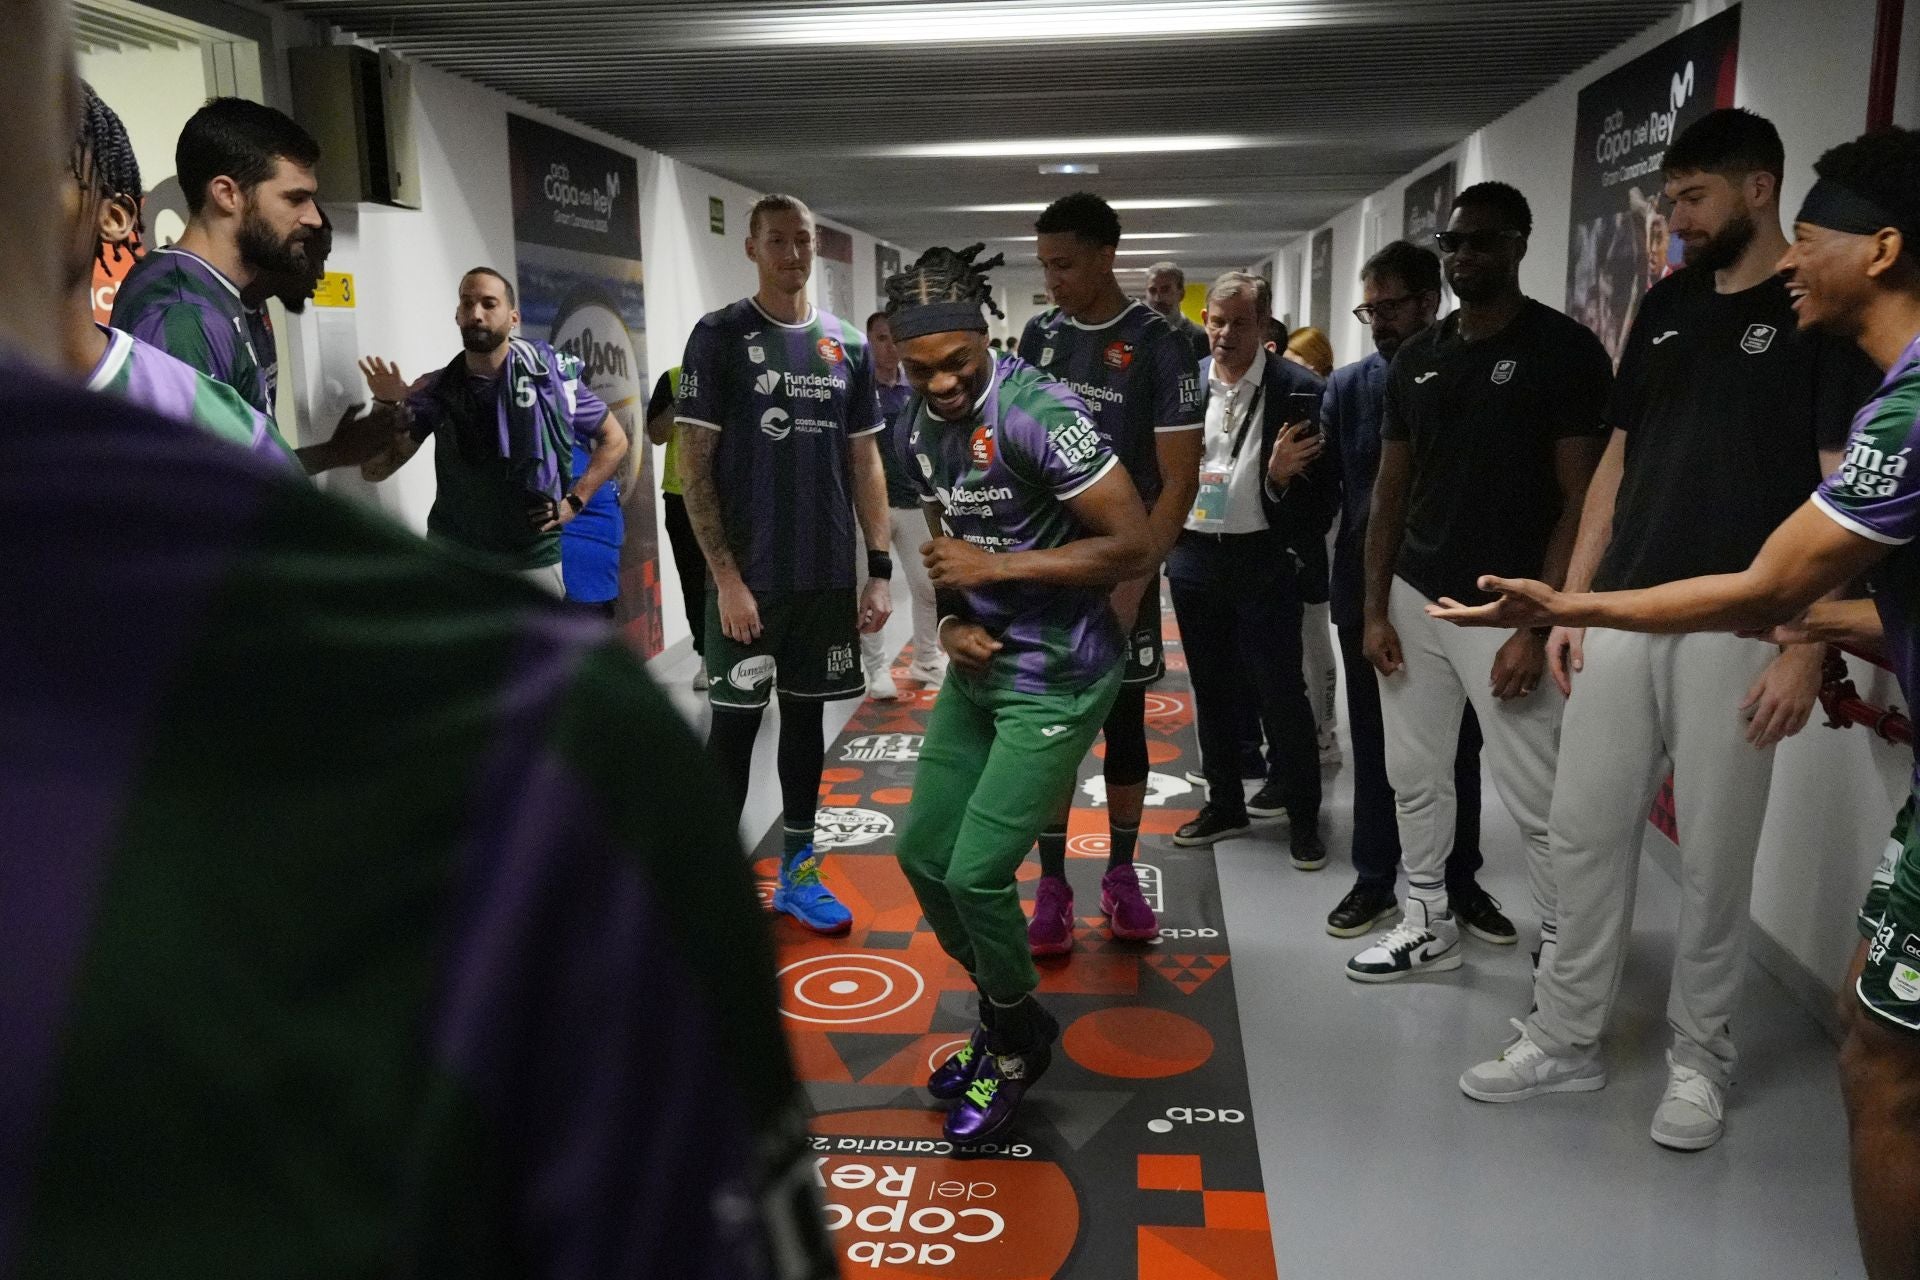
[1346, 901, 1462, 983]
[1183, 769, 1206, 786]
[1651, 1052, 1725, 1150]
[866, 668, 901, 701]
[1317, 727, 1342, 768]
[1459, 1019, 1607, 1102]
[692, 668, 709, 691]
[906, 663, 946, 690]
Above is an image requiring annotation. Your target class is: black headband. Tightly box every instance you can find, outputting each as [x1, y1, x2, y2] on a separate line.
[1798, 177, 1919, 246]
[886, 301, 988, 340]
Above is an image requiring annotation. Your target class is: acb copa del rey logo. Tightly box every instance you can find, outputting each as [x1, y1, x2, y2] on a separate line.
[815, 1150, 1079, 1274]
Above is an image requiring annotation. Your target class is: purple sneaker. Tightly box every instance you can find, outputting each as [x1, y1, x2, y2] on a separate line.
[1027, 875, 1074, 957]
[1100, 864, 1159, 941]
[942, 1004, 1059, 1144]
[927, 1023, 989, 1101]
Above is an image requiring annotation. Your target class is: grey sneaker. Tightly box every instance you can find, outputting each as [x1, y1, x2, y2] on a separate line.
[1651, 1052, 1725, 1150]
[1460, 1019, 1607, 1102]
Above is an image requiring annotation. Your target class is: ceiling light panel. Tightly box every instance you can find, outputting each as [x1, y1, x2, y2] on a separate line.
[955, 199, 1221, 212]
[704, 2, 1323, 47]
[885, 135, 1255, 159]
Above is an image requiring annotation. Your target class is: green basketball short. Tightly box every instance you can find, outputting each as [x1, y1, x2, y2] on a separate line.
[704, 587, 863, 710]
[1857, 797, 1920, 1036]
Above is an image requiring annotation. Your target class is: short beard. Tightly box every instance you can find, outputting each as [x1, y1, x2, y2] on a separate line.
[1683, 212, 1756, 273]
[1447, 271, 1506, 305]
[462, 325, 507, 354]
[237, 203, 308, 280]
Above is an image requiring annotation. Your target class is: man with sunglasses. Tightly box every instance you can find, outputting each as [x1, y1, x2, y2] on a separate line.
[1349, 182, 1611, 983]
[1320, 241, 1496, 942]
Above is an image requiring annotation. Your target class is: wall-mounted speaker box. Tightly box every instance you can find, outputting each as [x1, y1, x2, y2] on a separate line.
[289, 45, 420, 208]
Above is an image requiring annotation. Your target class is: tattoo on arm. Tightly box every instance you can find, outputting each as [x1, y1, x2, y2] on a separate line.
[678, 424, 740, 584]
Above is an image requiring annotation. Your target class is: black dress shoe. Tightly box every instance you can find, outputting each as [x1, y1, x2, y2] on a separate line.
[1173, 803, 1252, 847]
[1288, 819, 1328, 871]
[1451, 882, 1518, 944]
[1247, 782, 1289, 819]
[1326, 880, 1401, 937]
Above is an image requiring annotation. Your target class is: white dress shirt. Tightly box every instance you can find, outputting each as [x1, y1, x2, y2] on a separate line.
[1185, 347, 1270, 534]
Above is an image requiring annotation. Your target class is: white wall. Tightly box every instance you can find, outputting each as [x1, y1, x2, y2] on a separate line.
[1264, 0, 1912, 1000]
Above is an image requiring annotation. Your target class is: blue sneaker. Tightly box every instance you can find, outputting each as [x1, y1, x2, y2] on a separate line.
[772, 845, 852, 935]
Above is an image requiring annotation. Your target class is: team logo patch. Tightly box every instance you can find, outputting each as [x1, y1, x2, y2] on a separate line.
[841, 733, 923, 763]
[1104, 340, 1135, 371]
[970, 425, 996, 468]
[917, 452, 934, 479]
[1491, 359, 1516, 384]
[748, 344, 767, 365]
[818, 337, 845, 364]
[1039, 346, 1055, 365]
[1054, 413, 1103, 467]
[729, 655, 776, 690]
[815, 806, 895, 849]
[825, 642, 857, 679]
[754, 369, 780, 395]
[760, 407, 792, 440]
[1741, 323, 1778, 355]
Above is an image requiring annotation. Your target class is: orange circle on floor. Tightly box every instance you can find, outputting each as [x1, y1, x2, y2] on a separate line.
[820, 767, 862, 784]
[1062, 1007, 1215, 1078]
[870, 787, 913, 805]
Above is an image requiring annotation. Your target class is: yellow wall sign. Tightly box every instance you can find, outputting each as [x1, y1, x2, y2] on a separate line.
[313, 272, 355, 308]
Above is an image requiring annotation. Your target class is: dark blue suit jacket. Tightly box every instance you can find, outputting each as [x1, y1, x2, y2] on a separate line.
[1319, 350, 1390, 629]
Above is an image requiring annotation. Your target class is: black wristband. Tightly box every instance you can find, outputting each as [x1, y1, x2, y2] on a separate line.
[935, 588, 969, 623]
[564, 492, 585, 514]
[867, 549, 893, 580]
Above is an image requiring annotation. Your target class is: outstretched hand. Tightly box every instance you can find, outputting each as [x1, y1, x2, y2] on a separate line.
[359, 356, 410, 404]
[1426, 576, 1563, 629]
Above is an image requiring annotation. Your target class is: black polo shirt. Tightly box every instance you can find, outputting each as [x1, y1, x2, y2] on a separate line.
[1382, 298, 1613, 604]
[1594, 268, 1878, 592]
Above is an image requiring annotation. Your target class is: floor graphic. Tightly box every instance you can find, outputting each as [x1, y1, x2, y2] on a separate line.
[756, 627, 1279, 1279]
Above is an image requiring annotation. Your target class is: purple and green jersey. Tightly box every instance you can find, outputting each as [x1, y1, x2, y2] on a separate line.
[676, 299, 880, 593]
[1812, 333, 1920, 781]
[110, 247, 271, 420]
[0, 363, 835, 1279]
[904, 355, 1123, 693]
[1018, 299, 1203, 507]
[87, 325, 298, 470]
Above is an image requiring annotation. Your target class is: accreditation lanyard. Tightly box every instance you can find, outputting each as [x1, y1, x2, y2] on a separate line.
[1190, 381, 1264, 530]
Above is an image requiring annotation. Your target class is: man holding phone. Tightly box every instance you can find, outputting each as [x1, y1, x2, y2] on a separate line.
[1167, 271, 1332, 866]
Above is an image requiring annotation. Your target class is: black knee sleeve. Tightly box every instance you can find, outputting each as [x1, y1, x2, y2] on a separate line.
[706, 705, 764, 827]
[1101, 686, 1150, 787]
[776, 696, 827, 830]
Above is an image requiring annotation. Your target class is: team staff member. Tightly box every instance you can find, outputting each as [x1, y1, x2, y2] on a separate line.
[1431, 125, 1920, 1280]
[1459, 110, 1873, 1151]
[1145, 261, 1210, 363]
[111, 98, 320, 424]
[676, 194, 893, 934]
[1320, 241, 1499, 941]
[645, 368, 710, 688]
[886, 245, 1151, 1142]
[860, 310, 947, 697]
[1020, 192, 1203, 954]
[1166, 272, 1329, 870]
[358, 268, 629, 595]
[1351, 181, 1611, 982]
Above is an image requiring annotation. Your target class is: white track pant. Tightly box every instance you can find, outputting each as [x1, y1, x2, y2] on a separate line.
[1524, 629, 1779, 1086]
[1378, 576, 1563, 930]
[861, 507, 944, 678]
[1302, 600, 1339, 735]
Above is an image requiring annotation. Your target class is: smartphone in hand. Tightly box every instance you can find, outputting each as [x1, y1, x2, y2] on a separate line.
[1285, 390, 1321, 436]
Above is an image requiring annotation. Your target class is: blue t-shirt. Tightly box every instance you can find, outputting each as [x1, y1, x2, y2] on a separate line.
[560, 440, 624, 603]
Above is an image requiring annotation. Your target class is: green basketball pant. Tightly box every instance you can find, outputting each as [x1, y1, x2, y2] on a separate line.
[895, 662, 1123, 1005]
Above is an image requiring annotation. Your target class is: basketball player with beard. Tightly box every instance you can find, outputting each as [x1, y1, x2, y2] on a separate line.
[1456, 109, 1877, 1152]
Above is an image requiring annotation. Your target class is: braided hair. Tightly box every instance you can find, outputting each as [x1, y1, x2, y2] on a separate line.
[883, 243, 1008, 322]
[73, 81, 144, 267]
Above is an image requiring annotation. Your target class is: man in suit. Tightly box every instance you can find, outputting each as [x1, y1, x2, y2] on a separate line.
[1167, 270, 1331, 868]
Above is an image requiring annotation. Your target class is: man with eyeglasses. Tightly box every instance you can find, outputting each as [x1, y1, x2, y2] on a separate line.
[1320, 241, 1497, 943]
[1348, 182, 1611, 983]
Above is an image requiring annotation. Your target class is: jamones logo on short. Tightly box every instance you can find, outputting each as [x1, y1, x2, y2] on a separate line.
[729, 655, 776, 690]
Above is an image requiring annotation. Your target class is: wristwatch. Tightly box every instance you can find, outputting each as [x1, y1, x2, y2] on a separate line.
[564, 492, 585, 514]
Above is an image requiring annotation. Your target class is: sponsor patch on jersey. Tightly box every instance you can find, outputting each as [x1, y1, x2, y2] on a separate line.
[1741, 323, 1778, 355]
[1104, 340, 1135, 371]
[1491, 359, 1516, 385]
[747, 344, 767, 365]
[761, 406, 792, 440]
[817, 337, 845, 364]
[1892, 963, 1920, 1003]
[1039, 346, 1055, 365]
[970, 425, 996, 469]
[917, 452, 934, 479]
[754, 369, 780, 395]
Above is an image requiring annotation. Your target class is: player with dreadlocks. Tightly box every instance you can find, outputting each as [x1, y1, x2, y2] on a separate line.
[63, 79, 389, 475]
[889, 244, 1152, 1141]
